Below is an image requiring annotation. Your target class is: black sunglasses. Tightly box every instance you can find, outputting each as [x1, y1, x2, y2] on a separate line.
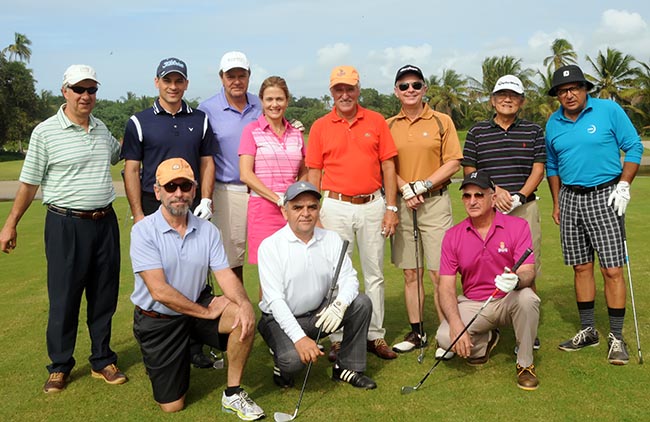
[462, 192, 486, 200]
[162, 181, 194, 193]
[68, 86, 98, 95]
[397, 81, 424, 91]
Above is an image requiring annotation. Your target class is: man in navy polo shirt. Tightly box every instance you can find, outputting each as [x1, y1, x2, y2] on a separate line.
[122, 57, 218, 367]
[122, 57, 217, 223]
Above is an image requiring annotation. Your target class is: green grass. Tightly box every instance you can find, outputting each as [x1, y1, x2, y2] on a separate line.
[0, 179, 649, 422]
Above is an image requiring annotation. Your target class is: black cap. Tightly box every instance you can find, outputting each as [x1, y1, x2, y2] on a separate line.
[284, 181, 321, 202]
[460, 171, 495, 190]
[548, 65, 594, 96]
[156, 57, 188, 79]
[394, 64, 424, 84]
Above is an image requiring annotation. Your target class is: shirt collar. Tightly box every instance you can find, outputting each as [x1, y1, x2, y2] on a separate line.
[152, 98, 192, 115]
[152, 208, 198, 235]
[279, 224, 325, 245]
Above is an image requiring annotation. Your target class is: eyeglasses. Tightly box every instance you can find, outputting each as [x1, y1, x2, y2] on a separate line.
[493, 91, 522, 100]
[397, 81, 424, 91]
[161, 181, 194, 193]
[556, 85, 583, 98]
[462, 192, 486, 200]
[68, 86, 98, 95]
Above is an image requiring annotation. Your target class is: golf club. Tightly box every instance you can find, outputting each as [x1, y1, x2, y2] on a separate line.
[413, 209, 425, 364]
[401, 248, 533, 394]
[620, 216, 643, 364]
[274, 240, 350, 422]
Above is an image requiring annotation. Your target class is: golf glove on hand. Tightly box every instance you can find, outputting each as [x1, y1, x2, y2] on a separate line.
[290, 119, 305, 132]
[505, 193, 523, 214]
[607, 181, 630, 216]
[400, 180, 431, 200]
[193, 198, 213, 220]
[495, 270, 519, 293]
[315, 299, 348, 333]
[276, 195, 286, 207]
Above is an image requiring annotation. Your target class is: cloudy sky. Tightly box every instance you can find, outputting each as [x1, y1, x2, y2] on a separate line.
[2, 0, 650, 102]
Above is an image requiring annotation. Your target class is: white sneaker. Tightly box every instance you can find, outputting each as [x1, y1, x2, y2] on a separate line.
[435, 347, 455, 360]
[221, 390, 265, 421]
[392, 331, 427, 353]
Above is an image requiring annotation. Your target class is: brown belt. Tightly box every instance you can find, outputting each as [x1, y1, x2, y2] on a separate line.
[47, 204, 113, 220]
[135, 306, 176, 319]
[327, 190, 377, 204]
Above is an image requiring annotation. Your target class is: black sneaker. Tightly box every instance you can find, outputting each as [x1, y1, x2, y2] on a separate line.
[392, 331, 427, 353]
[607, 333, 629, 365]
[191, 352, 214, 368]
[273, 366, 294, 388]
[467, 329, 500, 366]
[558, 327, 599, 351]
[332, 366, 377, 389]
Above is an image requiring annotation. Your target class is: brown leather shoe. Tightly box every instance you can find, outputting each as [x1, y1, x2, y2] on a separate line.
[367, 338, 398, 360]
[516, 363, 539, 390]
[467, 329, 500, 366]
[91, 363, 128, 385]
[43, 372, 69, 393]
[328, 342, 341, 363]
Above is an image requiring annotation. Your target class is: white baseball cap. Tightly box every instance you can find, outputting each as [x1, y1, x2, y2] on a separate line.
[220, 51, 250, 73]
[492, 75, 524, 95]
[62, 64, 100, 87]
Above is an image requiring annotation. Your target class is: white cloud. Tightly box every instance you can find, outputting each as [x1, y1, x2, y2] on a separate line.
[600, 9, 647, 35]
[317, 43, 352, 66]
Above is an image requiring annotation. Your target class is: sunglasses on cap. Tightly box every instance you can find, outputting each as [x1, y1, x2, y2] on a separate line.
[397, 81, 424, 91]
[162, 181, 194, 193]
[68, 86, 98, 95]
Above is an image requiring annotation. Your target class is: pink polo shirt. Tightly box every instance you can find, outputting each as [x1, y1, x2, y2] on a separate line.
[440, 212, 535, 301]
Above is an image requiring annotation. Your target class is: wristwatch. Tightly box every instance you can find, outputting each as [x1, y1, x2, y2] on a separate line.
[386, 205, 398, 213]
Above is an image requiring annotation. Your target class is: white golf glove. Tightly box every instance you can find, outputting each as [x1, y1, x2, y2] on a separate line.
[315, 299, 348, 333]
[505, 193, 523, 214]
[495, 269, 519, 293]
[276, 195, 286, 207]
[400, 180, 431, 201]
[290, 119, 305, 132]
[607, 181, 630, 217]
[193, 198, 213, 220]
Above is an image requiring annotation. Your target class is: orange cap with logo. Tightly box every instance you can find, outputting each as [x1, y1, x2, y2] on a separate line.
[156, 158, 195, 185]
[329, 65, 359, 88]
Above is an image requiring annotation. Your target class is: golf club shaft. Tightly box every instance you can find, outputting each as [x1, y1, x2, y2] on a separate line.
[404, 248, 532, 392]
[413, 209, 425, 362]
[283, 239, 350, 419]
[620, 216, 643, 364]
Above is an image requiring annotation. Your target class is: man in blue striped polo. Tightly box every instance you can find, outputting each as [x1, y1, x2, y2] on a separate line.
[0, 64, 126, 392]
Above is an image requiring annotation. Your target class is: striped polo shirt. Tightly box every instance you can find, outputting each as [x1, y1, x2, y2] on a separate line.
[462, 117, 546, 193]
[20, 105, 121, 209]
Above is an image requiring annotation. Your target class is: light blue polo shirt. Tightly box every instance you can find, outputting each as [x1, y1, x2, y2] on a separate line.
[130, 209, 229, 315]
[545, 96, 643, 186]
[198, 88, 261, 184]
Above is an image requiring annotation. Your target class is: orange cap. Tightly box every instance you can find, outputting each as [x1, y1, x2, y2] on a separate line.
[329, 65, 359, 88]
[156, 158, 195, 185]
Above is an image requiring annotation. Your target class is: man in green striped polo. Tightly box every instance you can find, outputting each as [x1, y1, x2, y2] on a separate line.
[0, 64, 127, 393]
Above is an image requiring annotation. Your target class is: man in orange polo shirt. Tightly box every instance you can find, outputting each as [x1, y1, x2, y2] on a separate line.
[306, 65, 399, 360]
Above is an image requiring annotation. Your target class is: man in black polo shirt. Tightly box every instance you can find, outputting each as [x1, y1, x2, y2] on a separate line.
[462, 75, 546, 317]
[122, 57, 218, 367]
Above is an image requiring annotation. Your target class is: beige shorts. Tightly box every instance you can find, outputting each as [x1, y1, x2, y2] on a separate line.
[391, 191, 453, 270]
[212, 185, 249, 268]
[509, 199, 542, 277]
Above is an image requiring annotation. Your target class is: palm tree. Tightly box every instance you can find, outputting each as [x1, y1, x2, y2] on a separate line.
[543, 38, 578, 72]
[469, 56, 534, 100]
[585, 47, 638, 101]
[2, 33, 32, 63]
[427, 68, 468, 127]
[625, 58, 650, 135]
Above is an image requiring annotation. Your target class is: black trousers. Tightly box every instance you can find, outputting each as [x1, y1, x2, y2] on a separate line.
[44, 207, 120, 374]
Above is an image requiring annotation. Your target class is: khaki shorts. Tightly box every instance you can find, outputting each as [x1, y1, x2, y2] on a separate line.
[391, 191, 453, 270]
[510, 199, 542, 277]
[212, 186, 249, 267]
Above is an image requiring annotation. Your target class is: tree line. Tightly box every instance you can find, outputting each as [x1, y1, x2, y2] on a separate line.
[2, 33, 649, 153]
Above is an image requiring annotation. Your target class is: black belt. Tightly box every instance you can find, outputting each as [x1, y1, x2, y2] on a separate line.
[135, 306, 177, 319]
[422, 186, 447, 198]
[525, 193, 537, 202]
[47, 204, 113, 220]
[563, 176, 620, 194]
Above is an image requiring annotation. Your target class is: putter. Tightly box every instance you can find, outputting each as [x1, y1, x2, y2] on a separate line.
[401, 248, 532, 394]
[274, 240, 350, 422]
[620, 216, 643, 364]
[413, 209, 425, 364]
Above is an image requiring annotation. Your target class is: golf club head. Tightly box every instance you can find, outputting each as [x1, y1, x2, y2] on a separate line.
[400, 385, 417, 395]
[274, 411, 296, 422]
[417, 352, 424, 364]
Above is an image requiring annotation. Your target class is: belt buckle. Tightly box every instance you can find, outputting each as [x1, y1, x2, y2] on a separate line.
[91, 210, 104, 220]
